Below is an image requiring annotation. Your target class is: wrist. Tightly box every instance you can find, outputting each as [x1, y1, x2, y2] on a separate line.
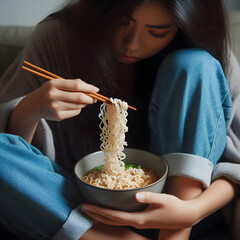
[175, 198, 202, 228]
[17, 96, 41, 123]
[187, 198, 204, 226]
[190, 177, 239, 225]
[6, 97, 40, 143]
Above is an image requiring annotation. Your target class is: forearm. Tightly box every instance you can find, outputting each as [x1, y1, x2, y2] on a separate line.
[158, 177, 240, 239]
[193, 177, 239, 223]
[6, 99, 39, 143]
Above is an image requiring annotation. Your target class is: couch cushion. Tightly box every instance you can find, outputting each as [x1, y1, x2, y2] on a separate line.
[229, 11, 240, 62]
[0, 26, 34, 47]
[0, 26, 34, 76]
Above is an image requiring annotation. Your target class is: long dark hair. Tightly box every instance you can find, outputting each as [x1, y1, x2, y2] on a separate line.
[49, 0, 229, 93]
[164, 0, 229, 71]
[45, 0, 230, 165]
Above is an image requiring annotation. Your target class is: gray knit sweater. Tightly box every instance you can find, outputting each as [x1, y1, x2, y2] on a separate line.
[0, 19, 239, 185]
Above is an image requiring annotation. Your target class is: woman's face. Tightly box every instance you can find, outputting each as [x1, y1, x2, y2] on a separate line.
[113, 0, 178, 64]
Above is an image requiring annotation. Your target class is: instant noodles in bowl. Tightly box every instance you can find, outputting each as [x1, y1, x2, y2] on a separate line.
[74, 148, 168, 211]
[74, 99, 168, 211]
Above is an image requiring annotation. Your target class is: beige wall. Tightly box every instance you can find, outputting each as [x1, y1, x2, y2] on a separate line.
[0, 0, 70, 26]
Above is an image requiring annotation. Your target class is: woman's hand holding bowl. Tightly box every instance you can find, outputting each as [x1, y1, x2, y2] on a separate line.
[82, 192, 199, 230]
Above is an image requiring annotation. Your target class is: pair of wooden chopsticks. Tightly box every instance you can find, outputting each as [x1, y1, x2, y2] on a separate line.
[22, 61, 137, 111]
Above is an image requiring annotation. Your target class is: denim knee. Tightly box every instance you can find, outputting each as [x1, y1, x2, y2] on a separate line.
[0, 133, 53, 179]
[0, 133, 83, 239]
[149, 49, 232, 165]
[152, 49, 230, 105]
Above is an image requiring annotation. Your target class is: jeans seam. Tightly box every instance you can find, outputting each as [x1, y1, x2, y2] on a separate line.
[207, 109, 223, 161]
[207, 91, 231, 161]
[221, 90, 232, 121]
[221, 90, 231, 107]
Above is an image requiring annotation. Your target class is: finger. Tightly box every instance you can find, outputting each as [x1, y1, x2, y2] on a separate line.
[83, 210, 126, 226]
[81, 204, 141, 226]
[136, 192, 168, 205]
[50, 100, 87, 111]
[54, 109, 82, 121]
[50, 89, 97, 105]
[50, 78, 99, 93]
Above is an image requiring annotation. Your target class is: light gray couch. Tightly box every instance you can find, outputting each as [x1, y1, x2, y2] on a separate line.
[0, 25, 34, 76]
[0, 10, 239, 240]
[230, 11, 240, 61]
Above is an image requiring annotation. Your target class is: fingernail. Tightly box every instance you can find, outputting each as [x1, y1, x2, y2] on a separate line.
[136, 193, 145, 202]
[94, 87, 100, 92]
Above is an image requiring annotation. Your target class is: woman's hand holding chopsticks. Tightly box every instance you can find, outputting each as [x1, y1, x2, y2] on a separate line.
[25, 78, 99, 121]
[6, 78, 99, 143]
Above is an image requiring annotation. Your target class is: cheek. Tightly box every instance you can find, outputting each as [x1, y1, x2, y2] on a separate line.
[144, 40, 169, 57]
[113, 31, 124, 53]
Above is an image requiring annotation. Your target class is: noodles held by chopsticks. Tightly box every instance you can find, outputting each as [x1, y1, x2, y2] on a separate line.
[82, 99, 158, 189]
[100, 98, 128, 175]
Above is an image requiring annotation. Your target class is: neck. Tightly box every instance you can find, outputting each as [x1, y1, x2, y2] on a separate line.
[117, 63, 137, 95]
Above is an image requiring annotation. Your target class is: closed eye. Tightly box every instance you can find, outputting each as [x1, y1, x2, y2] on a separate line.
[149, 31, 168, 38]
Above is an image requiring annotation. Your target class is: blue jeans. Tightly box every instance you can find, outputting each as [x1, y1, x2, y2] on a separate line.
[149, 49, 231, 188]
[0, 49, 232, 240]
[129, 49, 232, 240]
[0, 135, 90, 240]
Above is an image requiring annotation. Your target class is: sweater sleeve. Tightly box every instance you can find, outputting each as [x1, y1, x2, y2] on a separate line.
[0, 19, 71, 160]
[0, 19, 94, 239]
[0, 96, 55, 160]
[212, 51, 240, 184]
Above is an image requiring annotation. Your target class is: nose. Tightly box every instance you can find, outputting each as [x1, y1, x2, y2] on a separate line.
[121, 26, 141, 53]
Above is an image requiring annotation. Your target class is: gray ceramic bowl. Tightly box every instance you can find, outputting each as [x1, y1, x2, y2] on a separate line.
[74, 148, 168, 212]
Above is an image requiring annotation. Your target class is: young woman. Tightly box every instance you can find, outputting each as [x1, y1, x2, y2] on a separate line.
[0, 0, 239, 240]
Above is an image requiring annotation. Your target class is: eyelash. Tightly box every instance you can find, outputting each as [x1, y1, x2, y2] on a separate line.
[149, 31, 167, 38]
[120, 19, 169, 38]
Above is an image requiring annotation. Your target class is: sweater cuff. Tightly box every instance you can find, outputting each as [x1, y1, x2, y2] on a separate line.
[212, 162, 240, 185]
[51, 205, 93, 240]
[0, 97, 55, 160]
[0, 97, 24, 132]
[162, 153, 214, 188]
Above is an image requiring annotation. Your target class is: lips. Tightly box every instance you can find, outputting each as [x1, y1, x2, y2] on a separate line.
[119, 54, 138, 63]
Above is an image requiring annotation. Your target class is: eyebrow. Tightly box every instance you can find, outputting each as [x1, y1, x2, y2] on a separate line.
[146, 24, 173, 29]
[129, 17, 173, 29]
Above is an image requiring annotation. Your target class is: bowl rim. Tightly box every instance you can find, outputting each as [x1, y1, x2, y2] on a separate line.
[74, 148, 168, 192]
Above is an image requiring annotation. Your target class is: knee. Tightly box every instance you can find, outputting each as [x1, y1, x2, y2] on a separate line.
[0, 134, 22, 179]
[0, 134, 39, 180]
[150, 48, 231, 127]
[0, 134, 53, 184]
[153, 49, 230, 107]
[0, 133, 27, 148]
[163, 49, 222, 74]
[158, 49, 226, 91]
[0, 133, 30, 161]
[0, 133, 43, 158]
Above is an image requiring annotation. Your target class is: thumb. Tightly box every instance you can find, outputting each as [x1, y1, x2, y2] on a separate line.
[135, 192, 168, 205]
